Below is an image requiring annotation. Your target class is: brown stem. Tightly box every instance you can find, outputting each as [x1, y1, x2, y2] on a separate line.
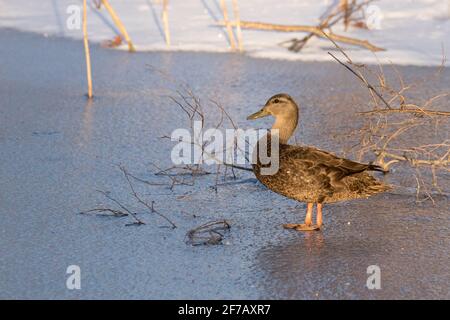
[220, 0, 237, 50]
[82, 0, 93, 98]
[100, 0, 135, 52]
[328, 52, 392, 109]
[221, 20, 385, 52]
[162, 0, 171, 46]
[358, 108, 450, 117]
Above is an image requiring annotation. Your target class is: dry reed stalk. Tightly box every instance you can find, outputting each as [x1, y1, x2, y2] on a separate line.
[222, 20, 384, 51]
[358, 108, 450, 117]
[162, 0, 171, 46]
[220, 0, 237, 51]
[328, 52, 391, 109]
[448, 0, 450, 19]
[100, 0, 136, 52]
[328, 41, 450, 199]
[253, 0, 376, 52]
[81, 165, 178, 228]
[231, 0, 243, 52]
[119, 165, 177, 228]
[285, 1, 342, 52]
[185, 220, 230, 246]
[153, 84, 253, 192]
[82, 0, 93, 98]
[340, 0, 350, 30]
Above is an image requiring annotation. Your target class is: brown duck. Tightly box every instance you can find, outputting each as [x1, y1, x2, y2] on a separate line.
[247, 93, 390, 231]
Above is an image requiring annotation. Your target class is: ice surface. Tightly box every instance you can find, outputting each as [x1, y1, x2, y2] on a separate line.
[0, 29, 449, 299]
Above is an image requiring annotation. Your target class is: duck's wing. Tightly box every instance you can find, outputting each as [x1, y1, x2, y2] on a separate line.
[281, 145, 384, 181]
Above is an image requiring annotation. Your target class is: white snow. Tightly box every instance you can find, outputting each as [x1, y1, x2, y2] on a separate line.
[0, 0, 449, 66]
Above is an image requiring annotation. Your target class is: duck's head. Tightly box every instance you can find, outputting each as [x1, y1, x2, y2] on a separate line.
[247, 93, 299, 143]
[247, 93, 298, 120]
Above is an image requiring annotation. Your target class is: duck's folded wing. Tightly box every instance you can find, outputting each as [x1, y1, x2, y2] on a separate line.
[282, 146, 381, 180]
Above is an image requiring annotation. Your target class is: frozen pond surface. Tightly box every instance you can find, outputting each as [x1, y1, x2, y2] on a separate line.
[0, 29, 449, 299]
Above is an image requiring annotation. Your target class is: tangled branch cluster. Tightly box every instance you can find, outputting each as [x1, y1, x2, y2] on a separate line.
[330, 46, 449, 201]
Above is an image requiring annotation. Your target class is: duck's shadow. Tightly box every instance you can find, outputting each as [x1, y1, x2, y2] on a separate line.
[250, 231, 390, 299]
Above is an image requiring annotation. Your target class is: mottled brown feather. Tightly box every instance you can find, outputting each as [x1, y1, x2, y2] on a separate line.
[253, 141, 391, 204]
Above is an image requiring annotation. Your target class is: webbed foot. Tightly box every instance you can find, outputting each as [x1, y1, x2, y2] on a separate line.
[283, 223, 321, 231]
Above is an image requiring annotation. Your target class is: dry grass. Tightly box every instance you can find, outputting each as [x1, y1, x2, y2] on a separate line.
[328, 43, 449, 202]
[80, 165, 177, 228]
[221, 0, 383, 53]
[161, 87, 253, 192]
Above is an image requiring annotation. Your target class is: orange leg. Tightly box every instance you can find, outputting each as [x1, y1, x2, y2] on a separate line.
[316, 203, 323, 229]
[283, 203, 320, 231]
[305, 202, 313, 225]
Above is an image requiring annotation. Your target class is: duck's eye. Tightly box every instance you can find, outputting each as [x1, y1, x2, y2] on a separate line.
[273, 99, 280, 103]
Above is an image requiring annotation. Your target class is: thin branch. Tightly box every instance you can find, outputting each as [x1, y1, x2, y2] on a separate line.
[185, 220, 230, 246]
[358, 108, 450, 117]
[120, 165, 177, 228]
[222, 163, 253, 172]
[96, 189, 145, 225]
[374, 151, 450, 167]
[220, 20, 385, 52]
[79, 208, 128, 217]
[328, 52, 392, 109]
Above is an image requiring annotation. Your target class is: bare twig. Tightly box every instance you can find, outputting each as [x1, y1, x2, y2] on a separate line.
[120, 165, 177, 228]
[221, 20, 384, 52]
[374, 150, 450, 167]
[96, 189, 145, 226]
[358, 108, 450, 117]
[327, 31, 449, 201]
[283, 1, 337, 51]
[79, 208, 128, 217]
[328, 52, 392, 109]
[185, 220, 230, 246]
[80, 164, 180, 227]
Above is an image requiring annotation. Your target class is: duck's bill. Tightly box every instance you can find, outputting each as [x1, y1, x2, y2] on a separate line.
[247, 108, 269, 120]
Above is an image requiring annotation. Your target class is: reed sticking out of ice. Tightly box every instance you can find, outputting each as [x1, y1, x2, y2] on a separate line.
[231, 0, 243, 52]
[101, 0, 135, 52]
[220, 0, 237, 51]
[162, 0, 171, 46]
[83, 0, 93, 98]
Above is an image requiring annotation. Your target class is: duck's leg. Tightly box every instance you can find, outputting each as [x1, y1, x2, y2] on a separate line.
[283, 203, 319, 231]
[316, 203, 323, 229]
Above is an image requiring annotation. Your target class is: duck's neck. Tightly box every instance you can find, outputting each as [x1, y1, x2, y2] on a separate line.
[272, 115, 298, 144]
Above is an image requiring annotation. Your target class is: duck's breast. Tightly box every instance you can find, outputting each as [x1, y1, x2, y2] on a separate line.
[252, 145, 332, 203]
